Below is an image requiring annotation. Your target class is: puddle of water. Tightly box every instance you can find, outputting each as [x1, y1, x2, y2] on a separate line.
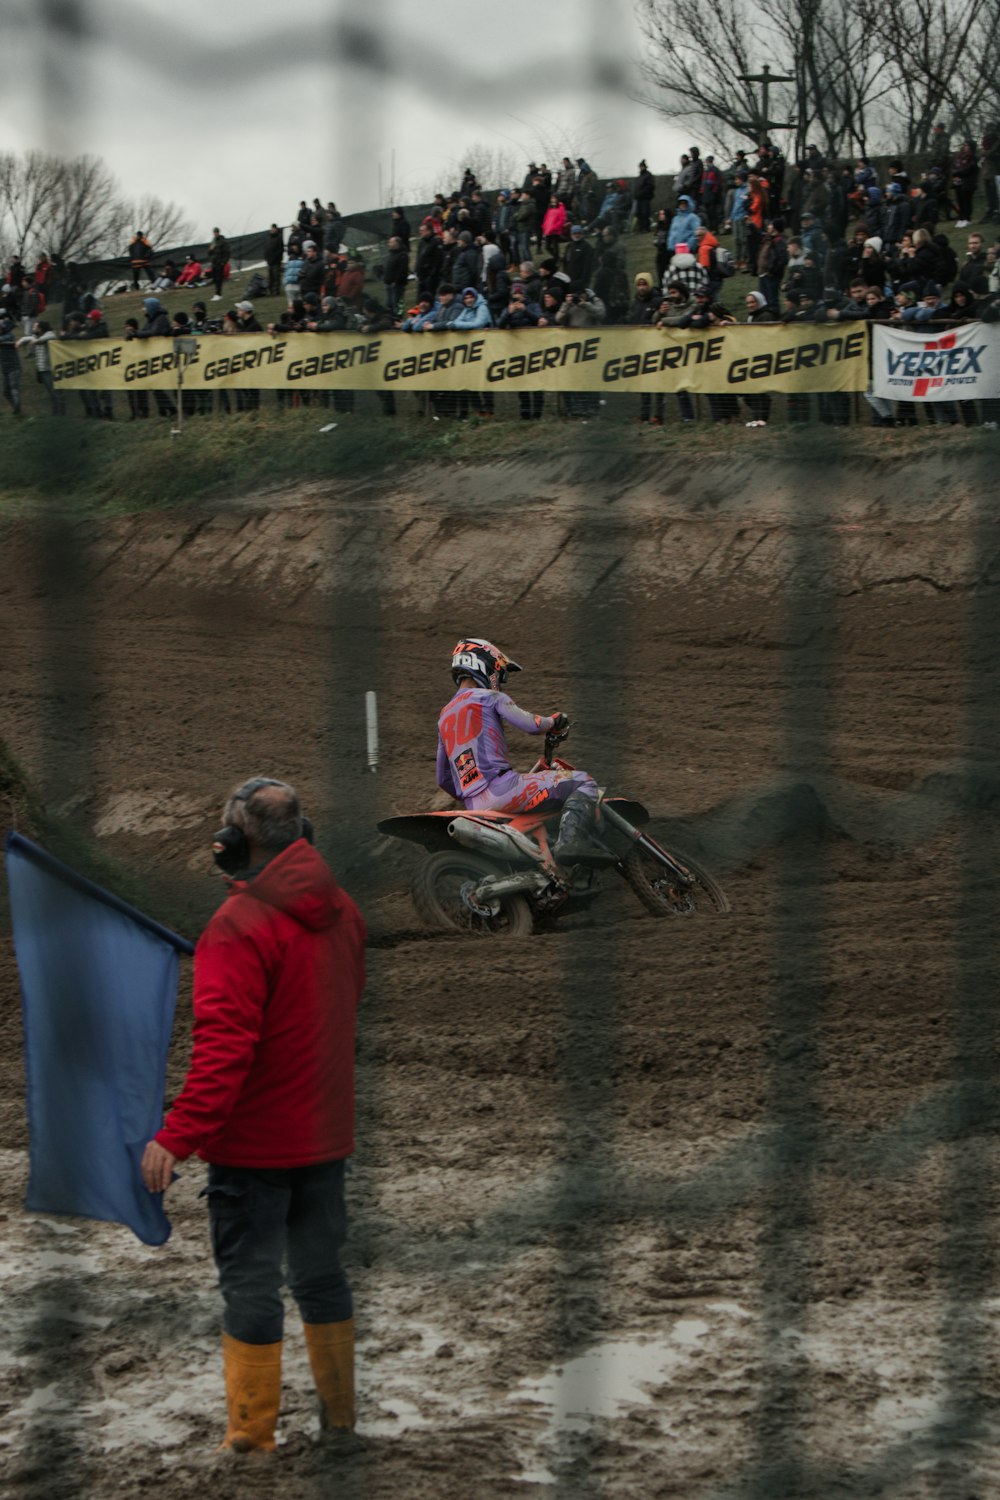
[506, 1310, 754, 1485]
[870, 1392, 941, 1436]
[364, 1395, 434, 1438]
[511, 1320, 712, 1429]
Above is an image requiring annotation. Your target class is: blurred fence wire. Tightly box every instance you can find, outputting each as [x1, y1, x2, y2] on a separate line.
[5, 2, 998, 1498]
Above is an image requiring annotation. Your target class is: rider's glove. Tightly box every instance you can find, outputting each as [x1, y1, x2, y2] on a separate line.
[549, 712, 570, 734]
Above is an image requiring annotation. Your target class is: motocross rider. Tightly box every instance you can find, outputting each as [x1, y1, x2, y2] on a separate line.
[437, 637, 599, 864]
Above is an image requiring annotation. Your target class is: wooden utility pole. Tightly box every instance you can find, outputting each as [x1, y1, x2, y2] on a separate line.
[736, 63, 796, 142]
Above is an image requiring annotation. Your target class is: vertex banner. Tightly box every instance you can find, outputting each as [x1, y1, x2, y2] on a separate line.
[871, 322, 1000, 402]
[50, 324, 869, 395]
[5, 832, 194, 1247]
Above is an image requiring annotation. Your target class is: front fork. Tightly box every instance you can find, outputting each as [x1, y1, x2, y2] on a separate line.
[598, 801, 696, 887]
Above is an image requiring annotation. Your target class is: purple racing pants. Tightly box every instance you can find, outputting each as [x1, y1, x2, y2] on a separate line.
[465, 766, 598, 814]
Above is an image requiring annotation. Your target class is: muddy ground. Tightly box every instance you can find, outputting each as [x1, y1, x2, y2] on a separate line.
[1, 445, 999, 1498]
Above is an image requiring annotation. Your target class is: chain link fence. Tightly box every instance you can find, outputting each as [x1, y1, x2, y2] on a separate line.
[3, 3, 998, 1496]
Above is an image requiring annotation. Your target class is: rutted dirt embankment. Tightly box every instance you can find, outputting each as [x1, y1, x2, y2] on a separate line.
[2, 450, 997, 611]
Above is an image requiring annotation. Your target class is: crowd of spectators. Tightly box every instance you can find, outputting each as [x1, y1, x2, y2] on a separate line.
[1, 133, 999, 426]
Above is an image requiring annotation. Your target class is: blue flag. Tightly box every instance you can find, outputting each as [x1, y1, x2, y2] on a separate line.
[5, 832, 194, 1246]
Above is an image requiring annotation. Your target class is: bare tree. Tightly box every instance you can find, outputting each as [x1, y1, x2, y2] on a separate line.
[38, 155, 129, 263]
[0, 151, 65, 261]
[449, 141, 522, 192]
[637, 0, 988, 163]
[405, 141, 521, 203]
[857, 0, 980, 153]
[121, 194, 194, 255]
[0, 150, 192, 266]
[756, 0, 895, 158]
[635, 0, 792, 151]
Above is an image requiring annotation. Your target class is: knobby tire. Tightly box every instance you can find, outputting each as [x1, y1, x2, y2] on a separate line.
[412, 851, 534, 937]
[623, 844, 730, 917]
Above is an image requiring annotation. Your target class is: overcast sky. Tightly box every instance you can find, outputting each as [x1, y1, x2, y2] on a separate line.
[0, 0, 691, 242]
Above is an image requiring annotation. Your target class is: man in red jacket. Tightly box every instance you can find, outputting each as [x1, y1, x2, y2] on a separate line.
[141, 777, 367, 1455]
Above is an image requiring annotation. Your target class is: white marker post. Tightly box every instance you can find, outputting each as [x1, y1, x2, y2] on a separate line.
[365, 691, 379, 773]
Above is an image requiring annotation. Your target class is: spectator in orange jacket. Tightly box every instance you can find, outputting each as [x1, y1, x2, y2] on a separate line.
[128, 230, 154, 290]
[745, 173, 768, 276]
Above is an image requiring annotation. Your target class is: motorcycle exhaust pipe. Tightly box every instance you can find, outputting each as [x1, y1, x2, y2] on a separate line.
[448, 818, 543, 863]
[477, 871, 551, 900]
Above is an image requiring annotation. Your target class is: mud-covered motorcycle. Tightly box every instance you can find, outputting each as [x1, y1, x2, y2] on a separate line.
[378, 727, 730, 936]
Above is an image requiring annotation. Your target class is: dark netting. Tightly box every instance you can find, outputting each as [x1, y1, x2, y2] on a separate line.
[2, 0, 999, 1496]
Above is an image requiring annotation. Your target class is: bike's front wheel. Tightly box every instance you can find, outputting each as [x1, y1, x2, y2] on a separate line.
[623, 844, 730, 918]
[412, 852, 534, 937]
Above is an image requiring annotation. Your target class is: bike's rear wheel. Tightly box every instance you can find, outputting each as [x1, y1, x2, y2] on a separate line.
[412, 852, 534, 937]
[623, 844, 730, 917]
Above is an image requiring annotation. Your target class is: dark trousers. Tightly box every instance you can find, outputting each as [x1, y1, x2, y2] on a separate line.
[758, 273, 780, 313]
[212, 263, 225, 296]
[2, 365, 21, 412]
[38, 369, 64, 414]
[708, 394, 739, 421]
[819, 391, 850, 426]
[746, 223, 762, 274]
[203, 1159, 352, 1345]
[744, 394, 771, 423]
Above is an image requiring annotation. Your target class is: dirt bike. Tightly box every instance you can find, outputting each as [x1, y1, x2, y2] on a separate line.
[377, 727, 730, 937]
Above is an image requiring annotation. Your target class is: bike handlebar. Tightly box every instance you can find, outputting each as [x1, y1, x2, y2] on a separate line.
[543, 724, 570, 767]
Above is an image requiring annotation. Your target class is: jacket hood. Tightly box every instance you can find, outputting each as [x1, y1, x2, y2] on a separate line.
[676, 196, 693, 208]
[240, 839, 346, 932]
[458, 294, 491, 318]
[143, 297, 162, 315]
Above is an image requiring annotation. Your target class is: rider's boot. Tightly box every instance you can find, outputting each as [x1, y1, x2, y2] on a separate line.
[551, 793, 599, 865]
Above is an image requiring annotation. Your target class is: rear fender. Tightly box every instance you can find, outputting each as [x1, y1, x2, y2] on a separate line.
[378, 811, 512, 854]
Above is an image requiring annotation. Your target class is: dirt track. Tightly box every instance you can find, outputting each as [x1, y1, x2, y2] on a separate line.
[1, 447, 999, 1498]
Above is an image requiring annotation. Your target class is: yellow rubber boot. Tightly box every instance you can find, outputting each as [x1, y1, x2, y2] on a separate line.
[220, 1332, 282, 1452]
[303, 1319, 363, 1449]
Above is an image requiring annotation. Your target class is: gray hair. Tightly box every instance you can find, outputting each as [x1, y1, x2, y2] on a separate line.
[224, 776, 302, 853]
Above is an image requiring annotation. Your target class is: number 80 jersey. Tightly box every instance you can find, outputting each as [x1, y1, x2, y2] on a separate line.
[436, 687, 554, 800]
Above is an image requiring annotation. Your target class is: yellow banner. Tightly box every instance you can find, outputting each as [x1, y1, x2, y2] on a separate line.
[50, 325, 868, 395]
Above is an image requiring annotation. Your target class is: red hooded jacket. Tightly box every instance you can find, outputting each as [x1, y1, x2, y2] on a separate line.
[156, 840, 366, 1168]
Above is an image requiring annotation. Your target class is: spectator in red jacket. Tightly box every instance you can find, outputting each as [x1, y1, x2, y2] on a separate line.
[175, 254, 202, 287]
[334, 250, 366, 308]
[142, 777, 367, 1456]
